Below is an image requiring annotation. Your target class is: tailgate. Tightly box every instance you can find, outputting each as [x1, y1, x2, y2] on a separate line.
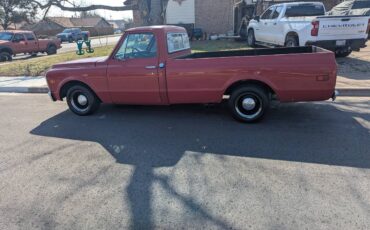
[317, 15, 369, 38]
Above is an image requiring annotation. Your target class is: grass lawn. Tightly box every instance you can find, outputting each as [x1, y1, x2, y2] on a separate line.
[0, 40, 249, 77]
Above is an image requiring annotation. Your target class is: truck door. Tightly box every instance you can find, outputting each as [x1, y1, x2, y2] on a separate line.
[24, 33, 38, 53]
[255, 6, 275, 43]
[107, 32, 162, 104]
[269, 6, 284, 45]
[12, 34, 28, 54]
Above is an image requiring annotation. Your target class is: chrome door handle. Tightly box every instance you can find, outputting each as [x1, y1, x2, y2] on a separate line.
[145, 65, 157, 69]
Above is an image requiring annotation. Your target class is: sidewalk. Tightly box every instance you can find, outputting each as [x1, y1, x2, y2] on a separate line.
[0, 76, 48, 93]
[0, 76, 369, 97]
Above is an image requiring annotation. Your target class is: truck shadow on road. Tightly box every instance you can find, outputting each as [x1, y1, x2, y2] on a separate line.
[30, 101, 370, 228]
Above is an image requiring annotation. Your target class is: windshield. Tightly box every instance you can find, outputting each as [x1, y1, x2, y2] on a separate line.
[0, 32, 14, 41]
[285, 4, 325, 17]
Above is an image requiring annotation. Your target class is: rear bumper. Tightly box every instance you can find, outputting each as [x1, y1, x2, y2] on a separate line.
[305, 39, 367, 51]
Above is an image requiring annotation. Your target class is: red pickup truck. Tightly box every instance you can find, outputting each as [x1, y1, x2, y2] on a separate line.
[46, 26, 337, 122]
[0, 31, 61, 62]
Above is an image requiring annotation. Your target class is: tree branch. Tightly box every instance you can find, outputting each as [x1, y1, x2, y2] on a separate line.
[31, 0, 135, 11]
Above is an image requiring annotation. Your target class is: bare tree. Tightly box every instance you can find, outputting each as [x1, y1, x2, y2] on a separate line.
[0, 0, 38, 30]
[31, 0, 169, 25]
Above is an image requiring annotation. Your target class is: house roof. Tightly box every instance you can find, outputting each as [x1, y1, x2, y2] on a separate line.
[46, 16, 110, 28]
[47, 17, 75, 27]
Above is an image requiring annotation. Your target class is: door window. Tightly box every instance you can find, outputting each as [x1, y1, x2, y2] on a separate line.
[271, 6, 283, 19]
[13, 34, 25, 42]
[24, 33, 36, 41]
[114, 33, 157, 60]
[260, 7, 274, 19]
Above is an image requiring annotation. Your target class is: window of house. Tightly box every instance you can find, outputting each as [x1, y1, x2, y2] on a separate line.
[114, 33, 157, 60]
[167, 32, 190, 53]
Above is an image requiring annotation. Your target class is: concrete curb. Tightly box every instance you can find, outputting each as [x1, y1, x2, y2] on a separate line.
[0, 87, 369, 97]
[0, 87, 49, 94]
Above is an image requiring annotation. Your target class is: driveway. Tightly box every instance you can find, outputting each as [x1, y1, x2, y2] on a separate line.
[0, 94, 369, 229]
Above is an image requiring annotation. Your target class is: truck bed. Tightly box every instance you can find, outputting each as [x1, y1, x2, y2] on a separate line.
[178, 46, 325, 59]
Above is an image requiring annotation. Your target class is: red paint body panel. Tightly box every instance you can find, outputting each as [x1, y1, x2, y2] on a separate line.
[0, 30, 61, 55]
[46, 26, 337, 106]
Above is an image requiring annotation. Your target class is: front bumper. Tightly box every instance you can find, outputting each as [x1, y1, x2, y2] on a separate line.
[306, 39, 367, 51]
[332, 90, 339, 101]
[48, 91, 56, 101]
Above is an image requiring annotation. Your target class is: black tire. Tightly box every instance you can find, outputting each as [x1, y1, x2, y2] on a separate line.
[247, 29, 256, 47]
[0, 51, 12, 62]
[285, 35, 298, 47]
[228, 85, 270, 123]
[46, 45, 57, 55]
[66, 85, 100, 116]
[335, 50, 352, 58]
[30, 52, 38, 57]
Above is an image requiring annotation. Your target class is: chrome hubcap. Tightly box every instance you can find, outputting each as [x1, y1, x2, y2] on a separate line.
[242, 98, 256, 111]
[77, 95, 88, 106]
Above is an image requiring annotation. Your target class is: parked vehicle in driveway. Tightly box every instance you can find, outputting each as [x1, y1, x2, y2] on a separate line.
[0, 31, 61, 62]
[56, 28, 90, 43]
[247, 2, 370, 57]
[46, 26, 337, 123]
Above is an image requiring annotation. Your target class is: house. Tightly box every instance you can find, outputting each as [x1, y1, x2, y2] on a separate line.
[23, 17, 114, 37]
[127, 0, 234, 35]
[129, 0, 342, 37]
[108, 20, 126, 31]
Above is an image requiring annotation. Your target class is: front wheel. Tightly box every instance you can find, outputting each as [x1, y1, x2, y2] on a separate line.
[66, 85, 100, 116]
[228, 85, 269, 123]
[0, 52, 12, 62]
[247, 30, 256, 47]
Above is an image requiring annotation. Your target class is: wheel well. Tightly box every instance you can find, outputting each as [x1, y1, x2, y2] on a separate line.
[285, 32, 299, 44]
[0, 47, 13, 55]
[224, 80, 276, 98]
[60, 81, 101, 102]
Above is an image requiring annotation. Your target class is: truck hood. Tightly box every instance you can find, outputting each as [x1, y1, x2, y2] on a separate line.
[52, 56, 108, 69]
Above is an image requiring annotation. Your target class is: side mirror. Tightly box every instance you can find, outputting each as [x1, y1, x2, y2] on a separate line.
[254, 15, 260, 22]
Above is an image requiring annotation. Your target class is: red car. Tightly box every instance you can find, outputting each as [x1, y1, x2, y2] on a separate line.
[0, 31, 61, 62]
[46, 26, 337, 122]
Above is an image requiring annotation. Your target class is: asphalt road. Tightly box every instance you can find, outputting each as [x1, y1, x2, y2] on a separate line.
[0, 94, 369, 229]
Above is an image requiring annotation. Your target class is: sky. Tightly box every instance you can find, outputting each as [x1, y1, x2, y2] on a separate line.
[47, 0, 133, 20]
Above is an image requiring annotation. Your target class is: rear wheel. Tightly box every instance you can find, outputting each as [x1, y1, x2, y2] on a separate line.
[46, 45, 57, 55]
[247, 29, 256, 47]
[0, 51, 12, 62]
[228, 85, 269, 123]
[285, 35, 298, 47]
[335, 50, 352, 58]
[66, 85, 100, 116]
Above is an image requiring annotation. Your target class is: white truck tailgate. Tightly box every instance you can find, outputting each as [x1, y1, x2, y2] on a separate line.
[317, 16, 369, 38]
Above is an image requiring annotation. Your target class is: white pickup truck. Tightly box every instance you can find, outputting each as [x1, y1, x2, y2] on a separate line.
[247, 2, 370, 57]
